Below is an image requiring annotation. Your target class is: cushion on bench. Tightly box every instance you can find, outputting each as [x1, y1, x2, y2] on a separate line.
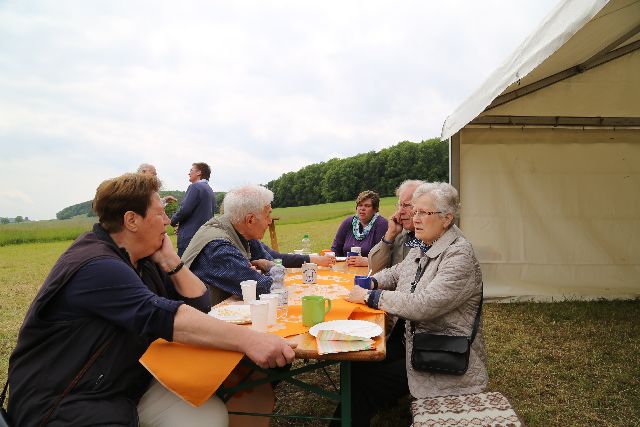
[411, 391, 523, 427]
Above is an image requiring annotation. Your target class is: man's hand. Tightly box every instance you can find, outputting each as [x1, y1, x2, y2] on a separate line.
[346, 285, 368, 304]
[310, 255, 336, 267]
[384, 210, 404, 242]
[163, 195, 178, 204]
[251, 259, 275, 273]
[346, 255, 368, 267]
[243, 332, 297, 369]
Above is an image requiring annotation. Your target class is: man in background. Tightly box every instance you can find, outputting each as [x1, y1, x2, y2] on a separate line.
[137, 163, 177, 206]
[171, 162, 216, 256]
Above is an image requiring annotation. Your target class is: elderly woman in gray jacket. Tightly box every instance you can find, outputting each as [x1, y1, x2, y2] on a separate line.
[338, 182, 487, 426]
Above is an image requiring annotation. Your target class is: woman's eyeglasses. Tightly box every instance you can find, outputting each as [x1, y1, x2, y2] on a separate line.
[395, 202, 413, 210]
[412, 210, 442, 218]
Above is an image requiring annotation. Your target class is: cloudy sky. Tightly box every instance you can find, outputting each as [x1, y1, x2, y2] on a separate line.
[0, 0, 559, 220]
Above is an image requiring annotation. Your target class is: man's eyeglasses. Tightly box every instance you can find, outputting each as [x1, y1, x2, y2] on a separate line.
[412, 210, 442, 218]
[396, 202, 413, 210]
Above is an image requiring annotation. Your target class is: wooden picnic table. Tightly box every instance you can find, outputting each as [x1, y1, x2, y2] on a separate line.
[141, 263, 385, 426]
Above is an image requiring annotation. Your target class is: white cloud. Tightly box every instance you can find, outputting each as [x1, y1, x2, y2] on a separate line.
[0, 0, 559, 219]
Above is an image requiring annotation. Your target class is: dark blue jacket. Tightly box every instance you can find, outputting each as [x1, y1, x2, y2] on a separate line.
[171, 180, 216, 256]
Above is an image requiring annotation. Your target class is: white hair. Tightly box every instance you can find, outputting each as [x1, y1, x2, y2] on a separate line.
[412, 182, 460, 221]
[395, 179, 426, 197]
[137, 163, 155, 174]
[223, 185, 274, 224]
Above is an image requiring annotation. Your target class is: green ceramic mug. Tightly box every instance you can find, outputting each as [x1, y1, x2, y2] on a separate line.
[301, 295, 332, 327]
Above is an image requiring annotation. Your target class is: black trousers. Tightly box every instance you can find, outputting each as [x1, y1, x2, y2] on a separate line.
[330, 322, 409, 426]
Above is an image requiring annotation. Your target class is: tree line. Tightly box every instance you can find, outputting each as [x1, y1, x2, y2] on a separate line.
[0, 216, 30, 224]
[266, 138, 448, 208]
[53, 138, 447, 217]
[55, 192, 226, 220]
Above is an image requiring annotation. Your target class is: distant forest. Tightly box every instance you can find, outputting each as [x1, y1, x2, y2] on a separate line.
[55, 192, 225, 220]
[56, 138, 447, 217]
[266, 138, 448, 208]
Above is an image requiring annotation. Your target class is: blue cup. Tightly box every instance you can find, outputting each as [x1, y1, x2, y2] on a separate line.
[354, 275, 372, 289]
[347, 251, 359, 258]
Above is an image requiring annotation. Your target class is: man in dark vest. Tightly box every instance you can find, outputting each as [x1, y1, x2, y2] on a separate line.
[6, 173, 295, 426]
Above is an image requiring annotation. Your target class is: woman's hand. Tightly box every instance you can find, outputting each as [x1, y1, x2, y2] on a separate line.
[151, 235, 182, 273]
[346, 255, 368, 267]
[346, 285, 368, 304]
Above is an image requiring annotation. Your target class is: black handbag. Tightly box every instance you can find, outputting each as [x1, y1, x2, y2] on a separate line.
[408, 263, 483, 375]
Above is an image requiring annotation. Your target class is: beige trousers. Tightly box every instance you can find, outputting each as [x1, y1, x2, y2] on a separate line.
[137, 379, 228, 427]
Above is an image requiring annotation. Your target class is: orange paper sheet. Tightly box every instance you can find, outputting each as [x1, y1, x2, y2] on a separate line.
[139, 339, 243, 407]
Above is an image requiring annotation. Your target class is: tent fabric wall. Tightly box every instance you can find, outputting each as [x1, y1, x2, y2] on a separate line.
[459, 128, 640, 301]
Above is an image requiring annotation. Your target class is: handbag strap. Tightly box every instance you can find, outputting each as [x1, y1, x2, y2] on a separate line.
[408, 259, 484, 343]
[38, 332, 115, 427]
[0, 378, 7, 407]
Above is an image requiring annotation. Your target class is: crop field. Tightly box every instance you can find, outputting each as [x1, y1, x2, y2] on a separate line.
[0, 199, 638, 426]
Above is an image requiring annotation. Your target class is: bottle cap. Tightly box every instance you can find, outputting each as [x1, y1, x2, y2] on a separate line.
[303, 234, 309, 238]
[274, 258, 283, 266]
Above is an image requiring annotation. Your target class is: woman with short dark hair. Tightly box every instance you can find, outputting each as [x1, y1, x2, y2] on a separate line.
[331, 190, 388, 267]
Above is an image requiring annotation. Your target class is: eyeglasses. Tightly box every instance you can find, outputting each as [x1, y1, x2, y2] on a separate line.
[412, 210, 442, 218]
[396, 202, 413, 210]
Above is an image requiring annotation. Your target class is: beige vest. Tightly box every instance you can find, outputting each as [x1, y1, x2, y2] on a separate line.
[181, 215, 250, 268]
[181, 215, 251, 305]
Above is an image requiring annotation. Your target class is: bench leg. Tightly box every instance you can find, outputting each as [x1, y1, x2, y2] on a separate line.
[340, 361, 351, 427]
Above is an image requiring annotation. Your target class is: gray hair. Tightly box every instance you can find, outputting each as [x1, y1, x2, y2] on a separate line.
[395, 179, 426, 197]
[137, 163, 156, 174]
[412, 182, 460, 221]
[223, 185, 274, 224]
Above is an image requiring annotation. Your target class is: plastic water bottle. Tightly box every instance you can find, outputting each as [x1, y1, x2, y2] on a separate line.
[270, 259, 285, 290]
[301, 233, 312, 255]
[269, 259, 288, 319]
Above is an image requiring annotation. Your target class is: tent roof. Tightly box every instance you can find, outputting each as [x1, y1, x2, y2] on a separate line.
[441, 0, 640, 139]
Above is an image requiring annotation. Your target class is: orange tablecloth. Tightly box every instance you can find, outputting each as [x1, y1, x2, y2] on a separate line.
[139, 270, 383, 406]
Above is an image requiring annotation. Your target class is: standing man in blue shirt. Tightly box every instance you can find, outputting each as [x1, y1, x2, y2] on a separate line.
[171, 162, 216, 256]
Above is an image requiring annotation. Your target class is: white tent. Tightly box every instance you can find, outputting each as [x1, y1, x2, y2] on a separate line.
[441, 0, 640, 301]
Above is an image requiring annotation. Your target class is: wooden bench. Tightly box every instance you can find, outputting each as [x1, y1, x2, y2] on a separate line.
[411, 391, 524, 427]
[268, 217, 280, 251]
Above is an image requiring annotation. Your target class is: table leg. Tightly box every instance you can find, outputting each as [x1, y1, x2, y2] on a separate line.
[340, 361, 351, 427]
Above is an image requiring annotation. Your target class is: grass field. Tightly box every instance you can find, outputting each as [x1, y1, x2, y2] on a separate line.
[0, 216, 95, 246]
[1, 200, 638, 426]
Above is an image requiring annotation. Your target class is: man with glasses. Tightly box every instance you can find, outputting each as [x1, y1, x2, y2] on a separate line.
[171, 162, 216, 256]
[368, 179, 426, 273]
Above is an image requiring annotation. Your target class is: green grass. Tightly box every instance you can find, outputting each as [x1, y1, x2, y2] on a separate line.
[1, 201, 639, 426]
[0, 217, 95, 246]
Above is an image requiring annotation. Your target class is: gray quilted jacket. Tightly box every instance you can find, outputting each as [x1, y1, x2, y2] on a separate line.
[374, 224, 488, 398]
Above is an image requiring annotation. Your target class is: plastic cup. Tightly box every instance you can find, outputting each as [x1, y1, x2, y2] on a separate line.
[259, 294, 279, 325]
[240, 280, 257, 303]
[249, 300, 269, 332]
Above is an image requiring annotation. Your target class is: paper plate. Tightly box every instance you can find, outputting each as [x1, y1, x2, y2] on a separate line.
[335, 257, 347, 262]
[309, 320, 382, 338]
[209, 304, 251, 324]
